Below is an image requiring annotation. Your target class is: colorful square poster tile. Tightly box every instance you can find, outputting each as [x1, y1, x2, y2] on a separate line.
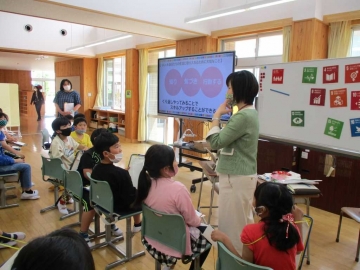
[345, 63, 360, 83]
[310, 88, 326, 106]
[323, 65, 339, 83]
[291, 111, 305, 127]
[330, 88, 347, 108]
[302, 67, 317, 84]
[272, 69, 284, 84]
[351, 91, 360, 110]
[324, 118, 344, 139]
[350, 118, 360, 137]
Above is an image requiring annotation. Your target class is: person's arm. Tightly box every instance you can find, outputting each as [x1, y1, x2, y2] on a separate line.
[242, 245, 254, 263]
[211, 230, 242, 258]
[119, 170, 137, 206]
[1, 140, 24, 159]
[3, 131, 16, 143]
[30, 93, 35, 105]
[175, 185, 201, 227]
[210, 100, 232, 129]
[73, 92, 82, 113]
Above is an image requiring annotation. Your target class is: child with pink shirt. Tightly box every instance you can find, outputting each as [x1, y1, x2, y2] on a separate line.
[135, 144, 211, 270]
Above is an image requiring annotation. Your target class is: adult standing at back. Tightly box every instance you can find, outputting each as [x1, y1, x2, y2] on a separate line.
[206, 70, 259, 255]
[53, 79, 81, 117]
[30, 85, 45, 121]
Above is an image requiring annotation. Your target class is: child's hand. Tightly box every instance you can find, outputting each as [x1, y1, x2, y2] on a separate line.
[211, 230, 227, 242]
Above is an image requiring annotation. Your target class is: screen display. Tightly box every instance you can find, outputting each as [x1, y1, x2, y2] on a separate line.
[158, 51, 235, 121]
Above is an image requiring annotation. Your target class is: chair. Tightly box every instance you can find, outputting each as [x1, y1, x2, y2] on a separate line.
[296, 215, 314, 269]
[41, 129, 51, 150]
[142, 203, 212, 270]
[216, 241, 273, 270]
[40, 156, 78, 220]
[87, 173, 145, 270]
[197, 160, 219, 225]
[0, 171, 19, 209]
[336, 207, 360, 262]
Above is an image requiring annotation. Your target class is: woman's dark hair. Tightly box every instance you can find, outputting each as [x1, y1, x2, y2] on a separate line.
[74, 113, 86, 120]
[90, 128, 108, 145]
[51, 117, 71, 132]
[226, 70, 259, 105]
[255, 182, 300, 251]
[93, 132, 119, 159]
[0, 110, 9, 121]
[74, 117, 87, 126]
[11, 228, 95, 270]
[60, 79, 72, 91]
[134, 144, 175, 207]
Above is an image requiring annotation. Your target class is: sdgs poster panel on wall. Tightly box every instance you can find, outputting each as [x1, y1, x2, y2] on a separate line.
[158, 52, 235, 121]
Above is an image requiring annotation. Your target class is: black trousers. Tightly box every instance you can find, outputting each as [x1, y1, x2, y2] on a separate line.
[35, 102, 42, 119]
[189, 225, 210, 270]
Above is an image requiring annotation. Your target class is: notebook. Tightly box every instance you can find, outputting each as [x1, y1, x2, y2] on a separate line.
[128, 154, 145, 188]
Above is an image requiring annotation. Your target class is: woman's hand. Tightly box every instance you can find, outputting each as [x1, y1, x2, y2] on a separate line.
[213, 100, 232, 118]
[211, 230, 227, 242]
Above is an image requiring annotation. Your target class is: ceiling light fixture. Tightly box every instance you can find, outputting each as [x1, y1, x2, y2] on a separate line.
[66, 34, 132, 52]
[185, 0, 295, 23]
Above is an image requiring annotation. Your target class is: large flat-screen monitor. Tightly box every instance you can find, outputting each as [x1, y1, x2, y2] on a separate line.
[158, 51, 235, 121]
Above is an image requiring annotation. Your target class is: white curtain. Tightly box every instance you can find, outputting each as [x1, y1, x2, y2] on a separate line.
[138, 49, 148, 141]
[94, 57, 104, 107]
[328, 21, 352, 58]
[282, 25, 292, 62]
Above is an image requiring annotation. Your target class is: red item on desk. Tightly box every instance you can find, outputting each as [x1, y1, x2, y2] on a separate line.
[271, 171, 292, 180]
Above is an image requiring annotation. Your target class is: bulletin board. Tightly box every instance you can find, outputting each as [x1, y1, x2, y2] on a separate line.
[258, 57, 360, 158]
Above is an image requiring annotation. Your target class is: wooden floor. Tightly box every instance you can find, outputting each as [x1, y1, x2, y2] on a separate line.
[1, 115, 360, 269]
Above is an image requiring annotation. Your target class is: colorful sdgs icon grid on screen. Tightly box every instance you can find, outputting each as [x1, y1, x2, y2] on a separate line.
[165, 67, 223, 98]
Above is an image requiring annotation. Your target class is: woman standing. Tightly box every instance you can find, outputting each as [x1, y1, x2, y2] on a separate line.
[206, 70, 259, 255]
[30, 85, 45, 121]
[53, 79, 81, 117]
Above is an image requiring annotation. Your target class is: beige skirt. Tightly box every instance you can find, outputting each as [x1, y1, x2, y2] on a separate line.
[218, 173, 257, 255]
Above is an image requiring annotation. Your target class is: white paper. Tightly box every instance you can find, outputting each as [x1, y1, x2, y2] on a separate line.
[195, 210, 205, 218]
[64, 102, 75, 116]
[202, 225, 217, 248]
[128, 154, 145, 188]
[13, 141, 26, 146]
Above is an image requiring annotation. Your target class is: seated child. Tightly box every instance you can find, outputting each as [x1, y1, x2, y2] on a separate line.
[49, 117, 88, 214]
[211, 182, 304, 270]
[0, 109, 16, 143]
[92, 132, 141, 232]
[0, 113, 39, 200]
[134, 144, 211, 270]
[70, 117, 92, 149]
[76, 128, 123, 246]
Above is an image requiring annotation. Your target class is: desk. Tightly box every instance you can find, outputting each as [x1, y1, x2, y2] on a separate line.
[197, 161, 219, 225]
[171, 144, 210, 192]
[257, 177, 320, 266]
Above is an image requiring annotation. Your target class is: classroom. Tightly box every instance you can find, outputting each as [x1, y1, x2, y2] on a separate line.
[0, 0, 360, 269]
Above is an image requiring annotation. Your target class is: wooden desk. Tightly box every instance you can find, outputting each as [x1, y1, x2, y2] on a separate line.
[197, 161, 219, 225]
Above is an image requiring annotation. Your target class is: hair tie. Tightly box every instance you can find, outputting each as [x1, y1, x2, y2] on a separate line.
[279, 213, 294, 239]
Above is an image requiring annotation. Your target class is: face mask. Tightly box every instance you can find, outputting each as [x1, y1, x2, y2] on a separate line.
[63, 85, 71, 91]
[226, 93, 237, 106]
[75, 129, 86, 135]
[109, 152, 123, 163]
[0, 119, 7, 126]
[60, 127, 72, 136]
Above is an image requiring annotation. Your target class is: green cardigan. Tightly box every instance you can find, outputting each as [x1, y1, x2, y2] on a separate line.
[206, 108, 259, 175]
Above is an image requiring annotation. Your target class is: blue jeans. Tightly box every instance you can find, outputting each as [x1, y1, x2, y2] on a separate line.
[0, 163, 32, 189]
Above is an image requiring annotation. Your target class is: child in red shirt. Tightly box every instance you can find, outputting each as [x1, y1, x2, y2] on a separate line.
[212, 182, 304, 270]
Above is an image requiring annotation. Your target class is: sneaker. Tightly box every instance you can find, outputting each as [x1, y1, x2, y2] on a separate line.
[66, 198, 74, 204]
[111, 225, 123, 236]
[79, 232, 93, 248]
[0, 232, 25, 249]
[132, 225, 142, 233]
[21, 190, 40, 200]
[0, 241, 16, 249]
[57, 200, 69, 215]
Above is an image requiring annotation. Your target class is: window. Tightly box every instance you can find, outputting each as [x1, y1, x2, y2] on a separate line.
[222, 31, 283, 68]
[351, 26, 360, 57]
[103, 56, 126, 110]
[146, 48, 175, 143]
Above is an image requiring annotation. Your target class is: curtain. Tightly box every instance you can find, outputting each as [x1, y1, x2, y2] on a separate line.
[328, 21, 352, 58]
[282, 25, 292, 62]
[94, 57, 104, 107]
[138, 49, 148, 141]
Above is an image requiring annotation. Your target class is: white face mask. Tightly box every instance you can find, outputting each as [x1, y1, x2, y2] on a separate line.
[109, 152, 123, 163]
[63, 85, 71, 91]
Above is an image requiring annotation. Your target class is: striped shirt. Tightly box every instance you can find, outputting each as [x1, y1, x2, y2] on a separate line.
[53, 90, 81, 111]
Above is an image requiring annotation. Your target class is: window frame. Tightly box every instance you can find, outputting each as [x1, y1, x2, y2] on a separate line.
[350, 25, 360, 57]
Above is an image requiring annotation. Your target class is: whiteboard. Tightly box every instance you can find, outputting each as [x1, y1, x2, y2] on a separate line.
[258, 57, 360, 158]
[128, 154, 145, 188]
[0, 83, 20, 127]
[55, 76, 80, 94]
